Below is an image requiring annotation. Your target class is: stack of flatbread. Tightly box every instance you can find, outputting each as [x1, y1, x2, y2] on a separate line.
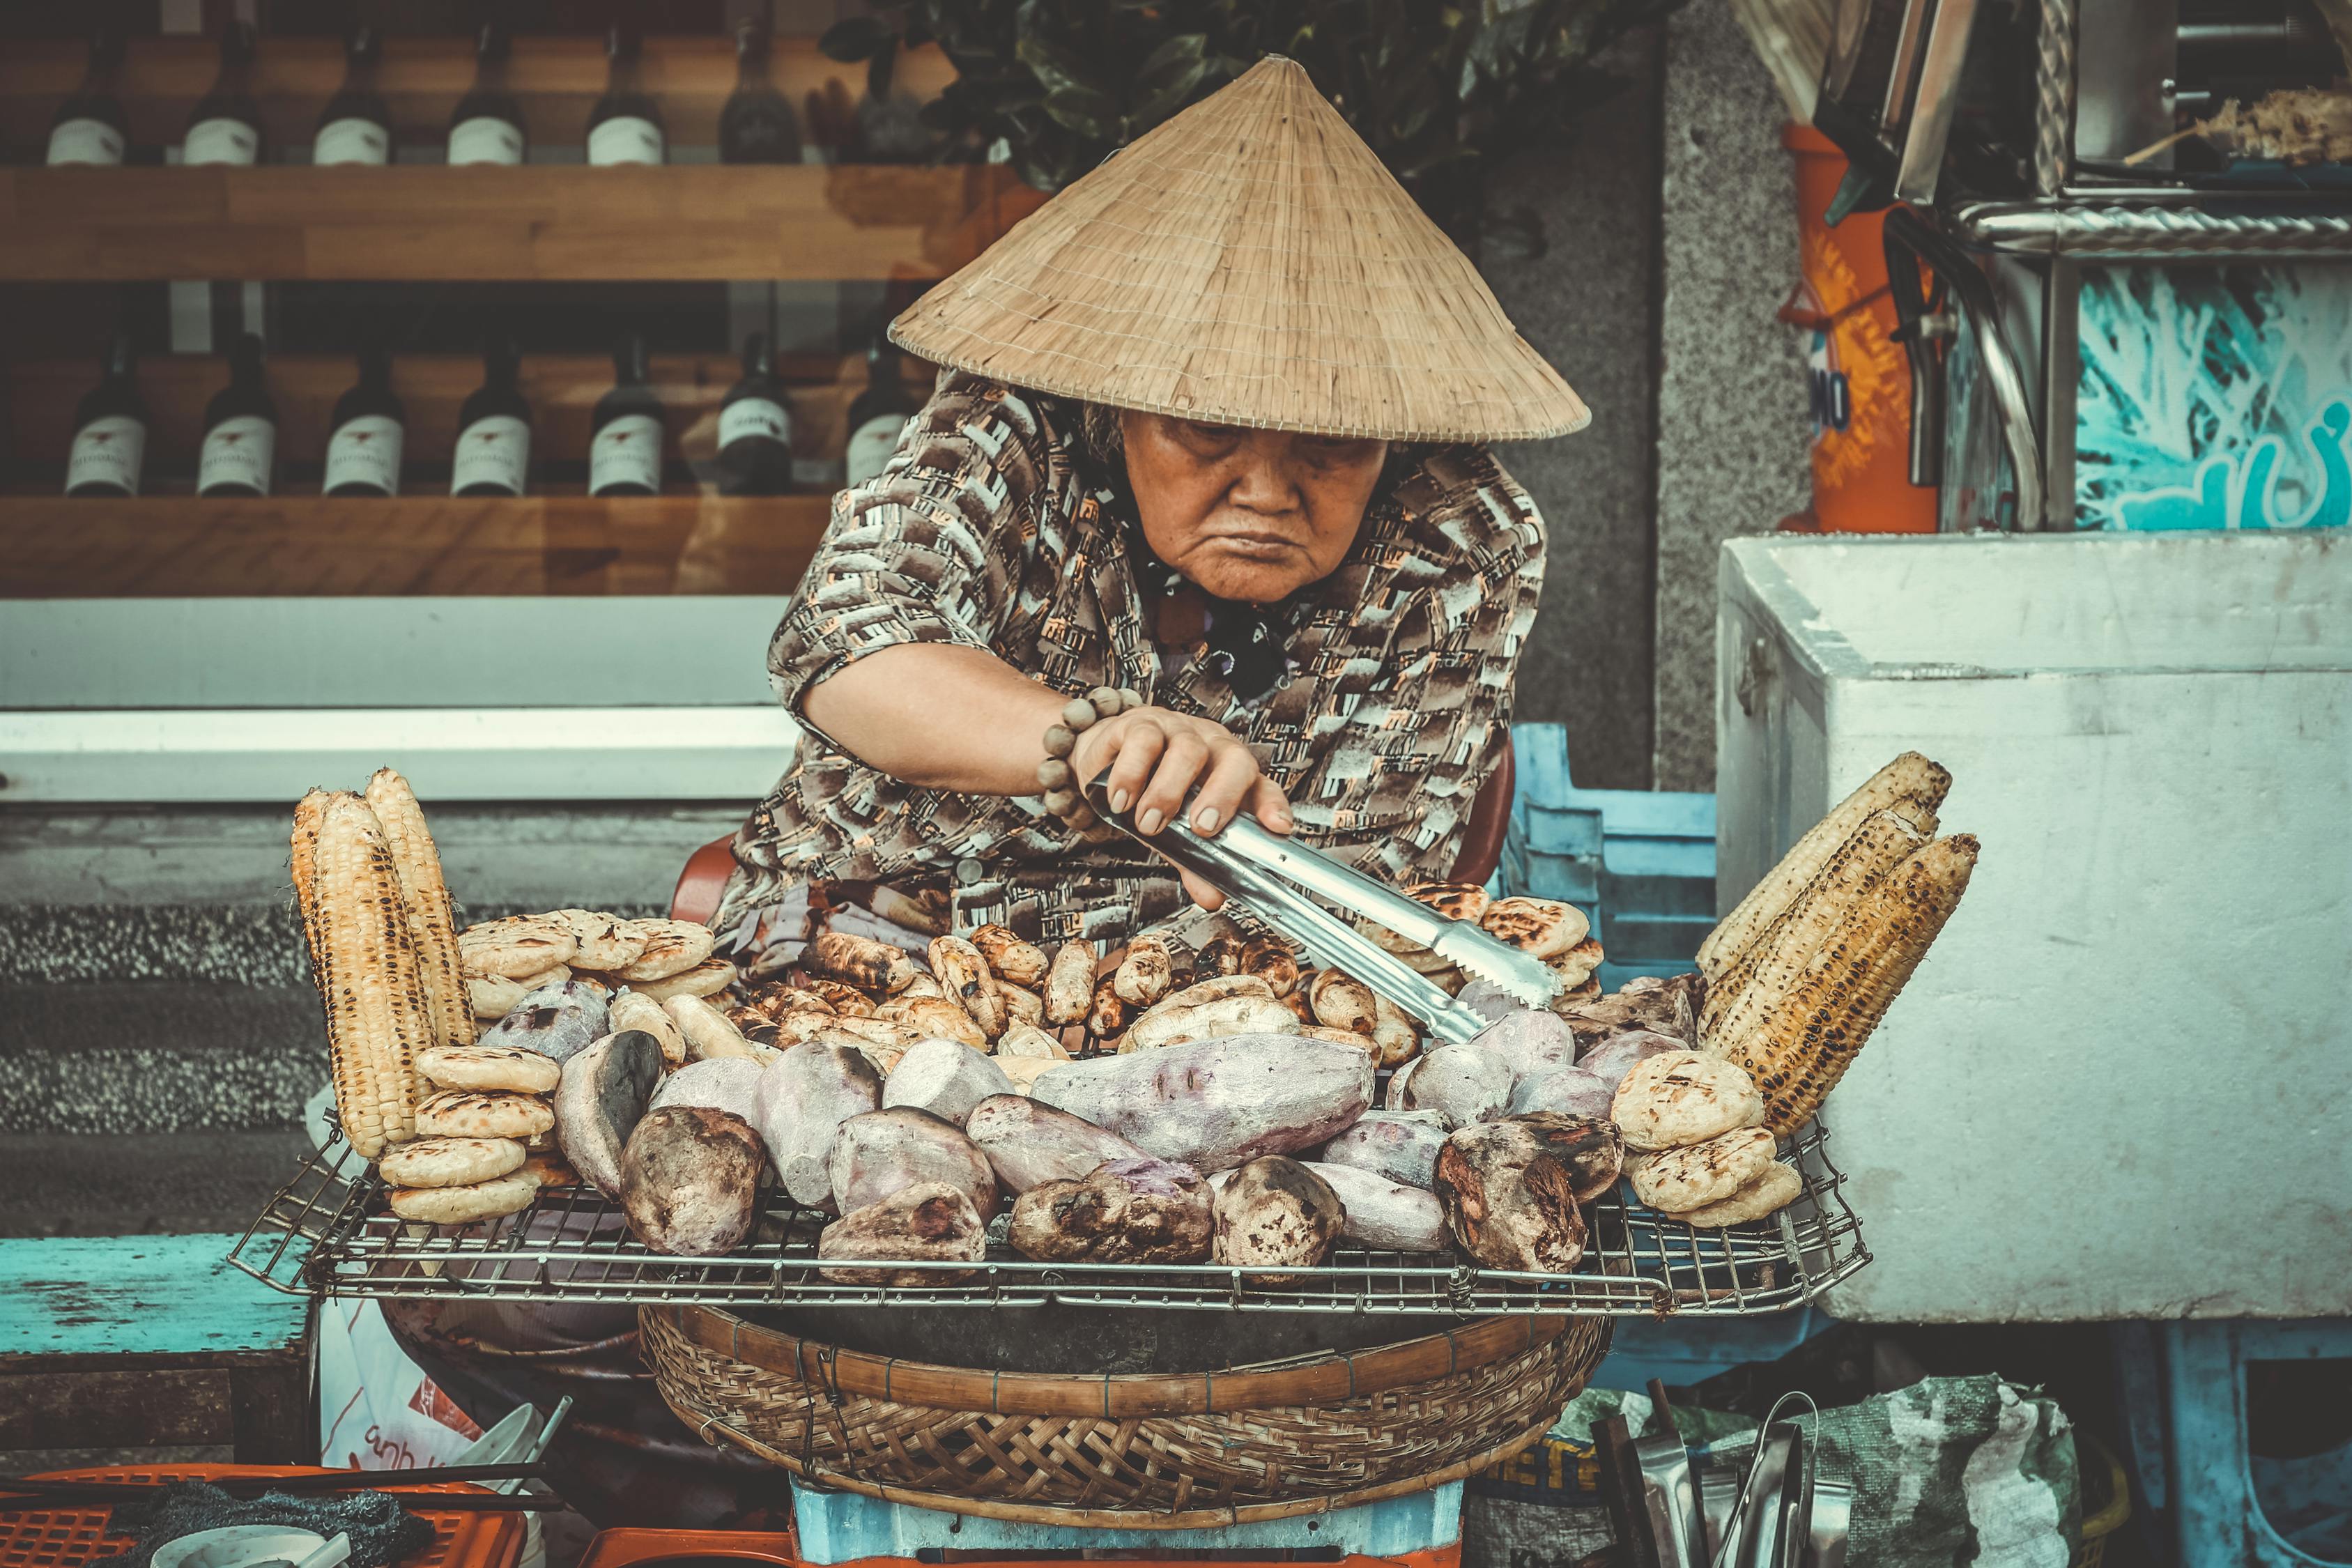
[1352, 885, 1604, 1004]
[383, 1040, 572, 1222]
[459, 910, 734, 1020]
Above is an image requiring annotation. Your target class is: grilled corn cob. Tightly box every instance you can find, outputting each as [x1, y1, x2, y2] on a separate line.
[1699, 807, 1928, 1047]
[364, 767, 476, 1052]
[291, 787, 332, 992]
[1696, 751, 1950, 981]
[313, 792, 434, 1158]
[1722, 833, 1978, 1135]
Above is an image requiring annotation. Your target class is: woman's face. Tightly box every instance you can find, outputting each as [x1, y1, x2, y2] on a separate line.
[1121, 411, 1387, 604]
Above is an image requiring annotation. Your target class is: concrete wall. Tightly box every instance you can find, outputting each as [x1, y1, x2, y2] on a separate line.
[1491, 0, 1810, 792]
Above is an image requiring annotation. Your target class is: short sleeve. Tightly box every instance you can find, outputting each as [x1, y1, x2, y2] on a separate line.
[767, 373, 1059, 722]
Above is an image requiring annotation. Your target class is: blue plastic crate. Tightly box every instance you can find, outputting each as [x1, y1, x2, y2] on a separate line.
[1503, 725, 1718, 983]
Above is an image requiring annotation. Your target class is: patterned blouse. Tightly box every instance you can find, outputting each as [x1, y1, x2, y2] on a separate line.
[714, 371, 1548, 951]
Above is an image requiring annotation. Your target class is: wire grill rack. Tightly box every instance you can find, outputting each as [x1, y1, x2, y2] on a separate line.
[229, 1123, 1867, 1317]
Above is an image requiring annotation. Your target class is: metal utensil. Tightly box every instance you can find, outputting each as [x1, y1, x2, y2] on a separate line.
[1634, 1381, 1709, 1568]
[1081, 781, 1558, 1039]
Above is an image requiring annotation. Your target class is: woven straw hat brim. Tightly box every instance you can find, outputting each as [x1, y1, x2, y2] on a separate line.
[891, 56, 1590, 445]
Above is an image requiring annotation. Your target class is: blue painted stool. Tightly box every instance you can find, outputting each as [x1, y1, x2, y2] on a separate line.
[0, 1233, 313, 1459]
[2113, 1319, 2352, 1567]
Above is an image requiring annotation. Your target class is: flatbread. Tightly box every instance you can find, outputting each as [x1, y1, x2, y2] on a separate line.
[458, 916, 579, 980]
[417, 1043, 562, 1094]
[1609, 1051, 1765, 1151]
[1479, 896, 1590, 959]
[1548, 937, 1606, 988]
[378, 1135, 525, 1189]
[616, 920, 718, 982]
[520, 1152, 583, 1188]
[629, 959, 737, 1004]
[467, 974, 530, 1020]
[1672, 1160, 1802, 1228]
[548, 909, 650, 971]
[388, 1171, 540, 1224]
[1406, 880, 1491, 924]
[415, 1088, 555, 1140]
[1628, 1126, 1776, 1211]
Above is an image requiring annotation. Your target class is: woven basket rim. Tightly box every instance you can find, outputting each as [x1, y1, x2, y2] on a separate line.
[648, 1303, 1567, 1419]
[653, 1379, 1564, 1530]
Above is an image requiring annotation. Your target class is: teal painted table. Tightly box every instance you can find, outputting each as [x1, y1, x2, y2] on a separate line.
[0, 1233, 313, 1460]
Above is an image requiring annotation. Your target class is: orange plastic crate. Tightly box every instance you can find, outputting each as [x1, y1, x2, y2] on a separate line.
[0, 1467, 525, 1568]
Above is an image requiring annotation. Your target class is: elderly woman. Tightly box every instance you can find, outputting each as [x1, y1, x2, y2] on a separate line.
[712, 56, 1586, 958]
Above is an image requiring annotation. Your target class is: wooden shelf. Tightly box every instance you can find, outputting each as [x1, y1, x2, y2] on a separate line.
[0, 164, 1047, 282]
[0, 493, 833, 597]
[8, 351, 930, 471]
[0, 35, 958, 153]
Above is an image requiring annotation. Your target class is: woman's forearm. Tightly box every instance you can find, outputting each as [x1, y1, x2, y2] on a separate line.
[801, 644, 1065, 796]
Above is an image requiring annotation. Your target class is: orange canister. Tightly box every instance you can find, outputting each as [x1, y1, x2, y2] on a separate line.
[1777, 123, 1937, 533]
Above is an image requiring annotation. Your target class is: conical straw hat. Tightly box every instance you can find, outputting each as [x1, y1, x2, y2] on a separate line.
[890, 56, 1589, 443]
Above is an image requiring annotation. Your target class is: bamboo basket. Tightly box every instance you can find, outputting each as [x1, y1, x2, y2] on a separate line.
[641, 1305, 1610, 1528]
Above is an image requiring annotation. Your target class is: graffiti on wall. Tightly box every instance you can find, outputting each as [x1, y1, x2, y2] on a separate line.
[2076, 263, 2352, 530]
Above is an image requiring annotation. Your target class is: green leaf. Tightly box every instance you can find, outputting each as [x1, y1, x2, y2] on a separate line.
[819, 15, 899, 62]
[1135, 31, 1208, 90]
[1016, 33, 1103, 98]
[1043, 83, 1125, 140]
[1130, 56, 1210, 123]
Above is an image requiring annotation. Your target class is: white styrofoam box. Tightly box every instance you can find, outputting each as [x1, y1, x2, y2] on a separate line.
[1716, 532, 2351, 1323]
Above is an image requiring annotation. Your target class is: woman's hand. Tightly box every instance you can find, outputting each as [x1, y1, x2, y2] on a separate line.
[1070, 707, 1293, 909]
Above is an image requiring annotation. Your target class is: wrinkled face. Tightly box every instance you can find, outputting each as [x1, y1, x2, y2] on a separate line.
[1121, 411, 1388, 604]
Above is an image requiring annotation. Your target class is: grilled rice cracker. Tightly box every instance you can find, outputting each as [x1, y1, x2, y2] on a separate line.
[1670, 1160, 1802, 1227]
[378, 1135, 526, 1189]
[1479, 896, 1591, 959]
[459, 916, 579, 980]
[389, 1170, 539, 1224]
[616, 920, 718, 982]
[416, 1088, 555, 1140]
[417, 1043, 562, 1094]
[1627, 1126, 1776, 1211]
[547, 908, 650, 971]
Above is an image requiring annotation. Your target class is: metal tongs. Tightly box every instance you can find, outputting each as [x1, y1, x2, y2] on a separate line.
[1083, 780, 1558, 1043]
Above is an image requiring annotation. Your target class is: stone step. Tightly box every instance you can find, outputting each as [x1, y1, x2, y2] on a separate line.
[0, 1129, 314, 1238]
[1, 981, 324, 1135]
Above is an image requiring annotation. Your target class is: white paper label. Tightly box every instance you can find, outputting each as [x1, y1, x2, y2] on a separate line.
[718, 397, 790, 451]
[448, 116, 524, 166]
[323, 414, 403, 494]
[65, 415, 144, 495]
[183, 116, 259, 166]
[47, 117, 124, 167]
[452, 414, 530, 494]
[587, 116, 664, 167]
[197, 414, 275, 495]
[845, 413, 909, 487]
[314, 116, 389, 166]
[588, 413, 663, 495]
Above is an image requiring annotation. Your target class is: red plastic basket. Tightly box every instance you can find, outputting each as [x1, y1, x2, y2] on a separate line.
[0, 1467, 525, 1568]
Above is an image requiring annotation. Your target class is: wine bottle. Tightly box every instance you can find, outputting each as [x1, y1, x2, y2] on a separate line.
[183, 21, 263, 167]
[585, 22, 664, 166]
[588, 332, 664, 497]
[46, 26, 128, 167]
[314, 26, 392, 166]
[63, 332, 147, 498]
[447, 22, 525, 166]
[718, 18, 800, 165]
[716, 332, 794, 496]
[323, 344, 404, 497]
[196, 333, 278, 498]
[843, 328, 921, 488]
[452, 339, 531, 497]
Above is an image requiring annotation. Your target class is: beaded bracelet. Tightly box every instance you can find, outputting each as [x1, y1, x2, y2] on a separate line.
[1038, 685, 1145, 834]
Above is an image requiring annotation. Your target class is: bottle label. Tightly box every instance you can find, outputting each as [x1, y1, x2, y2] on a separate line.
[449, 116, 524, 166]
[314, 116, 390, 166]
[452, 414, 530, 494]
[47, 117, 125, 167]
[845, 413, 909, 487]
[65, 415, 144, 495]
[323, 414, 403, 494]
[587, 116, 665, 166]
[197, 414, 275, 495]
[718, 396, 791, 452]
[589, 413, 663, 495]
[183, 116, 259, 166]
